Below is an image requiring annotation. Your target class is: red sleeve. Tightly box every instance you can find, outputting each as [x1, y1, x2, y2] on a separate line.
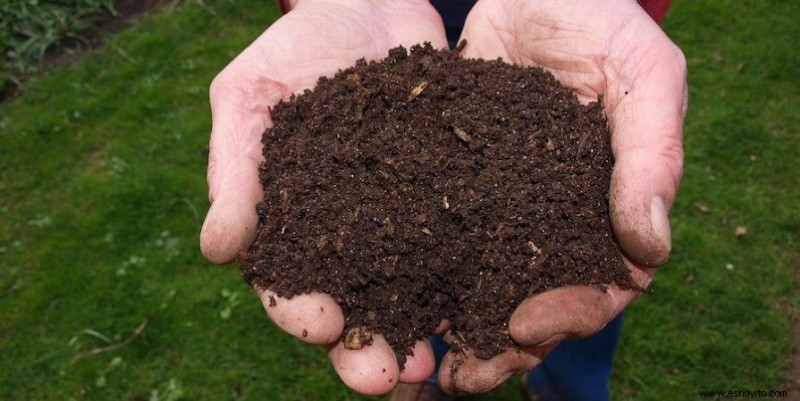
[638, 0, 671, 24]
[277, 0, 291, 14]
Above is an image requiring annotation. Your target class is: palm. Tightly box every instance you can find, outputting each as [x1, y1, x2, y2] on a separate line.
[221, 1, 449, 107]
[204, 1, 447, 232]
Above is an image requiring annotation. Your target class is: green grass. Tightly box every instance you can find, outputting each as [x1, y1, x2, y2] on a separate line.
[0, 0, 797, 400]
[612, 1, 800, 399]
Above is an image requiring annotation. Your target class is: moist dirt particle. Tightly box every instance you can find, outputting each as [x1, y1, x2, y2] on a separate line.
[240, 43, 637, 367]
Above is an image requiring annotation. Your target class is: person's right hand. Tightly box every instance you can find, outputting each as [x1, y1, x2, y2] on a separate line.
[199, 0, 448, 395]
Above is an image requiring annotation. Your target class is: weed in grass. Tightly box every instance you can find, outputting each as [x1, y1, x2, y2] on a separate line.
[219, 288, 242, 320]
[0, 0, 116, 91]
[149, 378, 185, 401]
[93, 355, 123, 388]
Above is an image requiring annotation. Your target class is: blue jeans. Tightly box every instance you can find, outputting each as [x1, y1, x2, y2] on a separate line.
[430, 0, 477, 49]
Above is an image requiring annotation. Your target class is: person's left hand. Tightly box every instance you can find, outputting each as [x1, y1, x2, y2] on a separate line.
[435, 0, 687, 394]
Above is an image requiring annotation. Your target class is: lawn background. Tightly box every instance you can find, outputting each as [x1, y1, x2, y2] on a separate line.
[0, 1, 797, 400]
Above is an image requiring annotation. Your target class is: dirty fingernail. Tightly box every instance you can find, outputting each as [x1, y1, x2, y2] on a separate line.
[650, 196, 671, 257]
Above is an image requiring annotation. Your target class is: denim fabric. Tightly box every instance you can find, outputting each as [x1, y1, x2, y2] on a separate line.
[430, 0, 477, 48]
[525, 314, 624, 401]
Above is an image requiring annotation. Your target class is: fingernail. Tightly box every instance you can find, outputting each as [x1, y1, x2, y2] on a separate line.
[650, 196, 672, 257]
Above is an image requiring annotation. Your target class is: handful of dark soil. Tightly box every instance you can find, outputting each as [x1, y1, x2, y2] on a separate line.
[240, 43, 636, 365]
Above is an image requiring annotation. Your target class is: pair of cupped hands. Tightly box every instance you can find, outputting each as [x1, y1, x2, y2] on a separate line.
[200, 0, 686, 395]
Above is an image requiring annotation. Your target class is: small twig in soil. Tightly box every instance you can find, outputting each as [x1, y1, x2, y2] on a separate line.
[449, 330, 468, 350]
[576, 132, 590, 159]
[527, 241, 542, 254]
[475, 276, 485, 296]
[407, 80, 429, 102]
[279, 188, 290, 213]
[455, 39, 468, 54]
[452, 126, 472, 143]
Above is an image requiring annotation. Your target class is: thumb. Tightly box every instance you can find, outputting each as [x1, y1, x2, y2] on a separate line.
[200, 149, 262, 264]
[200, 73, 280, 264]
[607, 39, 687, 266]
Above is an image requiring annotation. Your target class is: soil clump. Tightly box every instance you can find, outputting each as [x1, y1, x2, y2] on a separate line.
[240, 43, 637, 366]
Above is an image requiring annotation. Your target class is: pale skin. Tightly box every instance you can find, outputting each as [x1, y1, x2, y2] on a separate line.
[200, 0, 687, 396]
